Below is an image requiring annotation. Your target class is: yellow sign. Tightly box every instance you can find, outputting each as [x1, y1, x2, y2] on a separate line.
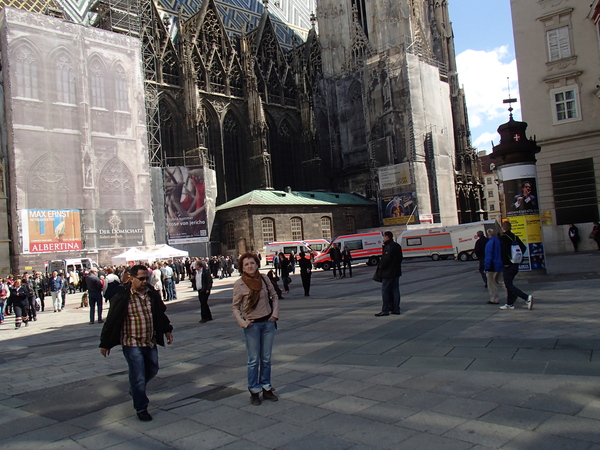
[541, 210, 552, 226]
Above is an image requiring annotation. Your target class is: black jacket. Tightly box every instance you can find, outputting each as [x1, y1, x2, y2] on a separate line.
[474, 236, 488, 260]
[380, 239, 403, 278]
[99, 284, 173, 350]
[500, 231, 526, 266]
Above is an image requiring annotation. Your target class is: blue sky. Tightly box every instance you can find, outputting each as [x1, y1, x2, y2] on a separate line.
[448, 0, 520, 154]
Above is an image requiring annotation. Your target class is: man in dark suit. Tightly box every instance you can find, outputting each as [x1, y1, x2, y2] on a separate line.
[194, 261, 214, 323]
[375, 231, 403, 316]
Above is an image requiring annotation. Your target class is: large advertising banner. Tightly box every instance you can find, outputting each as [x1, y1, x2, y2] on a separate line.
[20, 209, 82, 253]
[378, 163, 412, 190]
[381, 193, 417, 225]
[164, 166, 209, 244]
[96, 210, 145, 249]
[500, 164, 545, 271]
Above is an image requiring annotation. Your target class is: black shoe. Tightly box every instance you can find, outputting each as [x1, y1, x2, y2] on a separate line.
[98, 319, 104, 323]
[374, 312, 389, 317]
[262, 388, 278, 402]
[391, 311, 401, 315]
[250, 392, 261, 406]
[136, 410, 153, 421]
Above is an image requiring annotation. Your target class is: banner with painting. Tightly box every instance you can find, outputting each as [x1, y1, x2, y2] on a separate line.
[163, 166, 210, 244]
[20, 209, 82, 253]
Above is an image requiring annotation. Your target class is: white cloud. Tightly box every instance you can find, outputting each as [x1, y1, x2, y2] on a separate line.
[472, 131, 499, 154]
[455, 46, 520, 151]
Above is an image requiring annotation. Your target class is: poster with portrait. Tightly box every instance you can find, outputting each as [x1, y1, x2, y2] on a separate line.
[96, 210, 145, 249]
[20, 209, 82, 253]
[163, 166, 209, 244]
[381, 193, 417, 225]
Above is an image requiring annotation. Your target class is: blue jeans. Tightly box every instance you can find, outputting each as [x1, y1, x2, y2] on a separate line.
[381, 276, 401, 313]
[243, 321, 276, 393]
[164, 278, 176, 300]
[0, 300, 5, 322]
[503, 264, 528, 305]
[122, 346, 159, 412]
[89, 292, 103, 323]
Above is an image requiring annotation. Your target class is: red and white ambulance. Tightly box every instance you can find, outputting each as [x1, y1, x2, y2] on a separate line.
[313, 232, 384, 270]
[265, 241, 313, 265]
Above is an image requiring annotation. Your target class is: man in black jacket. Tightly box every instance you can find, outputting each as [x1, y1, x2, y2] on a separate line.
[375, 231, 403, 316]
[499, 221, 533, 310]
[194, 260, 214, 323]
[474, 230, 489, 288]
[99, 265, 173, 422]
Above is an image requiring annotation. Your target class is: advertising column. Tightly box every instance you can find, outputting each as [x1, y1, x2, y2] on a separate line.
[490, 111, 544, 274]
[500, 164, 545, 272]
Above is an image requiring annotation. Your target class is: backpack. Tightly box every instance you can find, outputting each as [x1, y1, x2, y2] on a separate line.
[104, 280, 121, 300]
[509, 236, 524, 264]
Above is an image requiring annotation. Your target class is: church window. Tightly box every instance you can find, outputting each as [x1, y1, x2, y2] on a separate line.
[55, 53, 76, 104]
[16, 47, 38, 99]
[488, 190, 494, 198]
[225, 222, 235, 250]
[223, 112, 245, 200]
[345, 216, 356, 234]
[99, 157, 135, 209]
[90, 60, 106, 109]
[291, 217, 303, 241]
[262, 218, 276, 245]
[321, 216, 332, 240]
[351, 0, 369, 37]
[115, 65, 129, 111]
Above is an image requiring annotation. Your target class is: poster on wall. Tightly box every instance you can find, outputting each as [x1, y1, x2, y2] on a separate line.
[96, 210, 145, 249]
[381, 193, 417, 225]
[163, 166, 209, 244]
[20, 209, 82, 253]
[378, 163, 412, 190]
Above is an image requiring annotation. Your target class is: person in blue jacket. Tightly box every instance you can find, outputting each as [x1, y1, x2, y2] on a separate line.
[483, 228, 503, 305]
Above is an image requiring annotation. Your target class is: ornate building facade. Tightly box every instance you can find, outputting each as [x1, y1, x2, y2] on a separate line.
[0, 0, 484, 268]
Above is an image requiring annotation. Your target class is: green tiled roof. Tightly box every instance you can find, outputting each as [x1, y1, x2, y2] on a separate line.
[217, 190, 375, 211]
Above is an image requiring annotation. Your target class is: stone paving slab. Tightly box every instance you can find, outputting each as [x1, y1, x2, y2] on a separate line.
[0, 252, 599, 448]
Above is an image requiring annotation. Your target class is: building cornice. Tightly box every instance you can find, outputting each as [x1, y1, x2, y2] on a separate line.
[543, 70, 582, 83]
[537, 7, 573, 22]
[538, 129, 600, 146]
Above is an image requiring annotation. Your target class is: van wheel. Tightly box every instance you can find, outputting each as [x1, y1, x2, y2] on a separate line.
[470, 252, 479, 260]
[459, 252, 470, 262]
[368, 257, 379, 266]
[431, 254, 441, 261]
[322, 261, 331, 271]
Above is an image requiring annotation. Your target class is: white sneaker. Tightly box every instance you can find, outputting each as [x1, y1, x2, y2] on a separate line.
[499, 304, 514, 310]
[526, 295, 533, 310]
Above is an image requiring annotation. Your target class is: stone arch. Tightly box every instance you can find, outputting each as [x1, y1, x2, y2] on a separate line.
[99, 157, 135, 209]
[111, 60, 129, 111]
[12, 38, 44, 100]
[271, 116, 299, 190]
[27, 152, 69, 209]
[88, 54, 108, 109]
[158, 93, 181, 166]
[48, 46, 77, 104]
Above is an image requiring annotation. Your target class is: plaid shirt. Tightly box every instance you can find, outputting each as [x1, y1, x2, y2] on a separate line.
[121, 289, 155, 348]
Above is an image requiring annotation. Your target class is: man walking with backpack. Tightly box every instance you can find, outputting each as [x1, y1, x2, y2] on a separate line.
[499, 221, 533, 310]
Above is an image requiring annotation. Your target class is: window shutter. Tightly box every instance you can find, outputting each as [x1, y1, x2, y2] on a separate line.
[547, 26, 571, 61]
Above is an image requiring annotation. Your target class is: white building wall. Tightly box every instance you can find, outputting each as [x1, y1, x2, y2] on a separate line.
[511, 0, 600, 253]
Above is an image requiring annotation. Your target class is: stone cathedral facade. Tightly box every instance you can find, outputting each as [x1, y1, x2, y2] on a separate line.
[0, 0, 485, 270]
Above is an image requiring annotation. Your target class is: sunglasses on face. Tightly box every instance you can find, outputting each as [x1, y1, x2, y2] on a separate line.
[133, 276, 148, 281]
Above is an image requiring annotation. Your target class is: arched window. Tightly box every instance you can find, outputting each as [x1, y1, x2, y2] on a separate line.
[225, 221, 235, 250]
[15, 46, 39, 99]
[89, 58, 106, 109]
[348, 83, 367, 153]
[115, 65, 129, 111]
[345, 216, 356, 234]
[321, 216, 332, 240]
[99, 157, 135, 209]
[55, 53, 76, 104]
[223, 111, 245, 200]
[290, 217, 303, 241]
[261, 218, 276, 245]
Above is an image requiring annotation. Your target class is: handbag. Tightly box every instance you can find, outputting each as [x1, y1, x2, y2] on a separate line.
[373, 266, 382, 283]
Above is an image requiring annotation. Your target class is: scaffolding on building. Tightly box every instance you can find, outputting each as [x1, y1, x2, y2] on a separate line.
[90, 0, 163, 167]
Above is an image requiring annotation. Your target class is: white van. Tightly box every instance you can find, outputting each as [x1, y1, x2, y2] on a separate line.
[313, 232, 383, 270]
[47, 257, 99, 274]
[303, 239, 330, 254]
[400, 220, 501, 261]
[265, 241, 313, 265]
